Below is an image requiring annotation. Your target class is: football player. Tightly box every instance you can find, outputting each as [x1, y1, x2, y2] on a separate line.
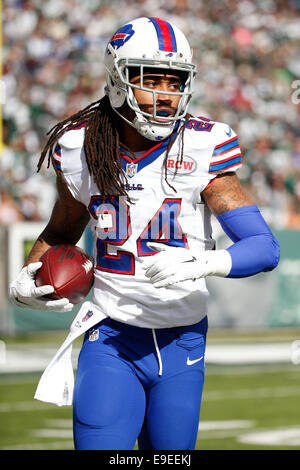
[9, 17, 280, 450]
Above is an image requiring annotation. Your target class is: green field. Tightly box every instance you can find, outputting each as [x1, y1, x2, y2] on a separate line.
[1, 332, 300, 450]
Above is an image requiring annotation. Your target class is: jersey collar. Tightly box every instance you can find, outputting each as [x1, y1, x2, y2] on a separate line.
[119, 123, 180, 176]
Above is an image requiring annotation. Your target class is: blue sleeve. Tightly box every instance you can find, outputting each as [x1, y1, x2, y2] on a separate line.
[217, 205, 280, 278]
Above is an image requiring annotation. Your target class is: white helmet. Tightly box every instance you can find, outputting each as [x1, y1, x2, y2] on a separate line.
[104, 17, 197, 141]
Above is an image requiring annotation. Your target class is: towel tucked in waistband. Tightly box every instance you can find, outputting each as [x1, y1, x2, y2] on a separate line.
[34, 301, 107, 407]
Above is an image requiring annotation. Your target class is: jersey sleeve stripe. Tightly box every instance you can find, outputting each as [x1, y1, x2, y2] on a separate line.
[209, 156, 242, 173]
[72, 122, 86, 130]
[210, 153, 242, 167]
[212, 137, 239, 156]
[214, 135, 238, 149]
[53, 159, 62, 170]
[212, 143, 240, 158]
[211, 147, 241, 163]
[53, 143, 62, 171]
[54, 144, 61, 157]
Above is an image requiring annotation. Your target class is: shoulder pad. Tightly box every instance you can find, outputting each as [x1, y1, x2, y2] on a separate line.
[210, 120, 234, 138]
[58, 127, 85, 149]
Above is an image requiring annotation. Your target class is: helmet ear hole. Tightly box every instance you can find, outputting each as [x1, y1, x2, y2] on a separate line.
[107, 75, 126, 108]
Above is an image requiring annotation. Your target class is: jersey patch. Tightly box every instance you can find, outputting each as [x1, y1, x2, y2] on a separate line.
[166, 155, 197, 174]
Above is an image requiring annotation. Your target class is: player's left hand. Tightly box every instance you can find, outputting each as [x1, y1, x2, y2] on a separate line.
[8, 262, 74, 312]
[142, 242, 232, 288]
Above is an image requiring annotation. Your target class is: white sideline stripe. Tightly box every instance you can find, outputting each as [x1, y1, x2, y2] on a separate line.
[198, 420, 254, 431]
[33, 420, 254, 440]
[238, 427, 300, 446]
[0, 348, 80, 373]
[204, 385, 300, 401]
[205, 342, 295, 364]
[0, 342, 296, 374]
[1, 385, 300, 413]
[197, 429, 254, 441]
[0, 401, 59, 412]
[45, 419, 73, 428]
[30, 429, 73, 439]
[0, 341, 6, 365]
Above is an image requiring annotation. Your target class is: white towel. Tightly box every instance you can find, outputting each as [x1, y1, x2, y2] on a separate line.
[34, 301, 106, 407]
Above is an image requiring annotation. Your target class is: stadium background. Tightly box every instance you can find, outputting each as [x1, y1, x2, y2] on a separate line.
[1, 0, 300, 451]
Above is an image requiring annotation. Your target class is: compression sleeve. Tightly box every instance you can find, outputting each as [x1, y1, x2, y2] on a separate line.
[217, 205, 280, 278]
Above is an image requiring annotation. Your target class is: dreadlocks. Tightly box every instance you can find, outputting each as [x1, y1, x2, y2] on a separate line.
[37, 95, 190, 200]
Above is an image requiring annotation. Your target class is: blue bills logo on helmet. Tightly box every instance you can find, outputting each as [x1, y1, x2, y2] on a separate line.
[108, 24, 135, 52]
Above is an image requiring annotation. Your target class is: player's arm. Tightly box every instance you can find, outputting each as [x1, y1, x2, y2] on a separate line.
[201, 172, 255, 216]
[201, 172, 280, 278]
[143, 172, 280, 287]
[25, 175, 90, 265]
[8, 176, 90, 311]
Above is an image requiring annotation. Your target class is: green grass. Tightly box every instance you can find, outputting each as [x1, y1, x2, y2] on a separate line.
[197, 364, 300, 450]
[0, 375, 73, 450]
[1, 328, 300, 450]
[1, 364, 300, 450]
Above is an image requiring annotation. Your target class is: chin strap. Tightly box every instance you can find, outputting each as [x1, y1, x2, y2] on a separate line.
[110, 102, 176, 141]
[133, 115, 175, 141]
[107, 79, 182, 141]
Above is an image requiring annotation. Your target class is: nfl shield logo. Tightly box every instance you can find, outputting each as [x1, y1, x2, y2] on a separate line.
[126, 162, 138, 178]
[89, 328, 99, 342]
[82, 310, 93, 322]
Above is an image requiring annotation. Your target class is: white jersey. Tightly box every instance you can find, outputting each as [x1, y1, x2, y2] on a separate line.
[53, 116, 242, 329]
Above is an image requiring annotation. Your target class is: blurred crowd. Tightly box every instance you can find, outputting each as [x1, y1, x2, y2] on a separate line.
[1, 0, 300, 229]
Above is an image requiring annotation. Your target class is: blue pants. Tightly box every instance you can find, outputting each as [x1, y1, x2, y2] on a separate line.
[73, 315, 208, 450]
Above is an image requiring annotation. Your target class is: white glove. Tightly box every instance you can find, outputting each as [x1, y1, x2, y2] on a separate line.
[142, 242, 232, 288]
[9, 262, 74, 312]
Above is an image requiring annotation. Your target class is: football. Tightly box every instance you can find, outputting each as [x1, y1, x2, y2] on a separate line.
[35, 244, 94, 304]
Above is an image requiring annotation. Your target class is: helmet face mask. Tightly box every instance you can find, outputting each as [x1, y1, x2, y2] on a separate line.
[104, 17, 197, 141]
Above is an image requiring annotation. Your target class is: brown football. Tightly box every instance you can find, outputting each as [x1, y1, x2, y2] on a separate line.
[35, 244, 94, 304]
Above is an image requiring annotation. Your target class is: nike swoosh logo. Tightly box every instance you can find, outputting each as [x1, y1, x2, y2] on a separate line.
[225, 126, 232, 137]
[186, 356, 203, 366]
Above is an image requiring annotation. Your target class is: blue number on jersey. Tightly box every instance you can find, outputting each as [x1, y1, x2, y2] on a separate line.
[88, 196, 135, 275]
[137, 198, 187, 256]
[88, 197, 188, 274]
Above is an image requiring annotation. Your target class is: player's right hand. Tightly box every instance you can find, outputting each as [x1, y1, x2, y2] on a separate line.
[8, 262, 74, 312]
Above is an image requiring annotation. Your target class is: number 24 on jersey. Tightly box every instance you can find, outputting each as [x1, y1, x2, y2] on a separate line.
[88, 196, 188, 275]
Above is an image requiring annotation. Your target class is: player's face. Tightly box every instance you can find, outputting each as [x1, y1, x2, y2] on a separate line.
[130, 73, 182, 122]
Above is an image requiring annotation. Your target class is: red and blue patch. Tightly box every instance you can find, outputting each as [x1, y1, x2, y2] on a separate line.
[148, 17, 177, 53]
